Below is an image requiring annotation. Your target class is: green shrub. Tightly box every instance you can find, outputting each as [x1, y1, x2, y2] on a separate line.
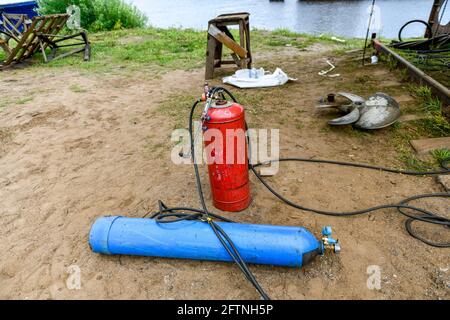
[37, 0, 147, 31]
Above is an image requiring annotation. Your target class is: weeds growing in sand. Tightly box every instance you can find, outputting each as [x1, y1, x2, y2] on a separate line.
[431, 148, 450, 164]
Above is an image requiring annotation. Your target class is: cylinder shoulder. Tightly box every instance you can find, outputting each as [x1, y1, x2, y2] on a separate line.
[207, 102, 245, 124]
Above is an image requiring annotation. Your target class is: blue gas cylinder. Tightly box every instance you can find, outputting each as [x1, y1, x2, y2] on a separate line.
[89, 216, 323, 267]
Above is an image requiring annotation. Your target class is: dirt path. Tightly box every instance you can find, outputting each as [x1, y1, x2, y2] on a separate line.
[0, 46, 449, 300]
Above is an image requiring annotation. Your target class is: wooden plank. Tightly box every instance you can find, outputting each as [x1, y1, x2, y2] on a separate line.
[410, 137, 450, 155]
[14, 17, 49, 62]
[208, 24, 247, 58]
[3, 18, 38, 65]
[22, 16, 58, 59]
[210, 13, 249, 24]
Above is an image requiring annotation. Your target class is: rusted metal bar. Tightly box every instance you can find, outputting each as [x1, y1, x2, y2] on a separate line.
[372, 38, 450, 116]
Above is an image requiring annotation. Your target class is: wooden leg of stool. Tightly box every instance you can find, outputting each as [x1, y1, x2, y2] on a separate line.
[214, 41, 222, 67]
[245, 20, 252, 69]
[205, 34, 216, 80]
[238, 21, 248, 69]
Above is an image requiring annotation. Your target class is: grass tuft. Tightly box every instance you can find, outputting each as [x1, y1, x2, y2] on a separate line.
[430, 148, 450, 165]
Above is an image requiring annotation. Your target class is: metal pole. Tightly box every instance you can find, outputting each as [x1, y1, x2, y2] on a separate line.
[362, 0, 376, 66]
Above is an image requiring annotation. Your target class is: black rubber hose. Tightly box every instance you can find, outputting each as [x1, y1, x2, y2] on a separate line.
[252, 157, 449, 176]
[249, 160, 449, 247]
[398, 20, 432, 42]
[391, 33, 450, 51]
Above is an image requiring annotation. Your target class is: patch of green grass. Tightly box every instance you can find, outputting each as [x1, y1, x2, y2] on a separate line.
[30, 27, 207, 73]
[270, 29, 300, 38]
[17, 27, 366, 73]
[387, 83, 449, 170]
[431, 148, 450, 165]
[408, 85, 442, 114]
[393, 48, 450, 88]
[390, 114, 449, 171]
[154, 91, 199, 129]
[231, 90, 276, 126]
[406, 84, 450, 137]
[385, 54, 398, 70]
[399, 153, 432, 171]
[69, 84, 88, 93]
[16, 97, 34, 105]
[252, 29, 364, 52]
[413, 116, 450, 137]
[251, 28, 313, 49]
[354, 75, 371, 84]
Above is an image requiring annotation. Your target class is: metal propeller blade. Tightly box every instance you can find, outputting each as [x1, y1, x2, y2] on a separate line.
[328, 108, 360, 125]
[337, 92, 366, 105]
[316, 103, 340, 108]
[318, 92, 401, 130]
[355, 93, 401, 129]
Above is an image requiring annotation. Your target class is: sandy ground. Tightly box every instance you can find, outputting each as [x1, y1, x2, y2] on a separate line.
[0, 45, 449, 300]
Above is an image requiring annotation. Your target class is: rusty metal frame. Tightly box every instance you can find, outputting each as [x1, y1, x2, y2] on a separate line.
[372, 38, 450, 114]
[426, 0, 450, 37]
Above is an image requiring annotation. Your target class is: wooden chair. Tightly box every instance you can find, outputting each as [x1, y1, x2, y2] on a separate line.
[1, 14, 90, 68]
[205, 12, 252, 80]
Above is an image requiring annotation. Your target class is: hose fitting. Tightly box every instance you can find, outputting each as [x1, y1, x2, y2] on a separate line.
[320, 226, 341, 254]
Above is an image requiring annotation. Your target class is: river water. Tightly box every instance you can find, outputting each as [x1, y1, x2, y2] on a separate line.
[128, 0, 450, 39]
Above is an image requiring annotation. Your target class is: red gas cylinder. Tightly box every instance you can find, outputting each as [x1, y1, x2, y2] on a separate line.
[203, 100, 251, 212]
